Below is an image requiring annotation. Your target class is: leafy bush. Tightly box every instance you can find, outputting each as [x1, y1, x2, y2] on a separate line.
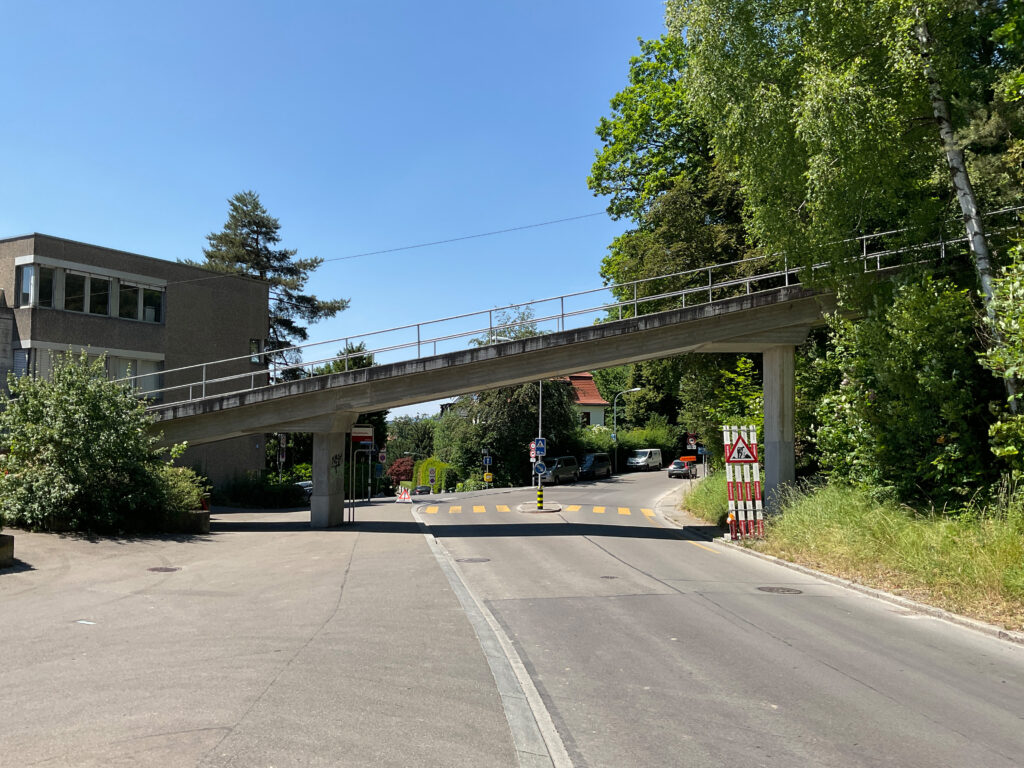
[456, 478, 489, 492]
[413, 457, 459, 491]
[0, 353, 209, 533]
[683, 470, 728, 525]
[814, 278, 996, 505]
[386, 456, 415, 484]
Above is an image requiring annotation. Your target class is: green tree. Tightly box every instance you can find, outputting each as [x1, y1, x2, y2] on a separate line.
[982, 241, 1024, 468]
[386, 415, 437, 468]
[0, 353, 206, 533]
[433, 381, 581, 485]
[668, 0, 1023, 302]
[815, 278, 997, 504]
[194, 191, 349, 363]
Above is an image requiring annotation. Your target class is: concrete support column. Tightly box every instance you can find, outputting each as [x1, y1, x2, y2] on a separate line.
[763, 345, 795, 511]
[311, 412, 357, 528]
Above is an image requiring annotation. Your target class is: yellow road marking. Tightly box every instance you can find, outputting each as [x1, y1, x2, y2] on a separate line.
[641, 508, 654, 517]
[425, 506, 438, 514]
[473, 505, 486, 514]
[449, 506, 462, 514]
[566, 505, 581, 512]
[593, 506, 606, 514]
[618, 507, 631, 516]
[688, 540, 718, 553]
[496, 504, 510, 512]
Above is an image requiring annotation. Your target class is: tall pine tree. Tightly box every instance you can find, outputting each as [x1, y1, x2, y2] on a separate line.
[192, 190, 348, 364]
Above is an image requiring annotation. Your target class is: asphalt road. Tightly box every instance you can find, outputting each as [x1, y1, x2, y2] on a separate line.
[418, 470, 1024, 768]
[1, 470, 1022, 767]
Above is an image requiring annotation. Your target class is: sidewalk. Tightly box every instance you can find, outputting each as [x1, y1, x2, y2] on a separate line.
[0, 504, 517, 767]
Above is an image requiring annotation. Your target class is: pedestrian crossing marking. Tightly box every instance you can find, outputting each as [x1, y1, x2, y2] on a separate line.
[566, 505, 581, 511]
[449, 506, 462, 514]
[425, 506, 438, 514]
[496, 504, 510, 512]
[473, 505, 486, 514]
[641, 508, 654, 517]
[593, 506, 606, 514]
[618, 507, 631, 516]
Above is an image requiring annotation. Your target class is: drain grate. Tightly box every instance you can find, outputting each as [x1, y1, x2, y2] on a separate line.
[757, 586, 802, 594]
[148, 566, 180, 573]
[455, 557, 490, 564]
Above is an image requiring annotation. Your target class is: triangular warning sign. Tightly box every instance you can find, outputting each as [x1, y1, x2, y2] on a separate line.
[395, 487, 412, 503]
[726, 434, 758, 463]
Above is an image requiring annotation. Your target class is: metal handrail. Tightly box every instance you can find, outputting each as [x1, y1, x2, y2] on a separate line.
[128, 207, 1022, 407]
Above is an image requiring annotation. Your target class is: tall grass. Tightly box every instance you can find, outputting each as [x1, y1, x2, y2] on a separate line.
[758, 483, 1024, 631]
[684, 470, 729, 525]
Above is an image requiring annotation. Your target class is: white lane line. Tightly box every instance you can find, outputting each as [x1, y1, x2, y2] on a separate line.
[411, 508, 572, 768]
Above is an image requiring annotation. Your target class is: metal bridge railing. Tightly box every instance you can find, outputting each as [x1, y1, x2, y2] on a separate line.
[129, 207, 1022, 408]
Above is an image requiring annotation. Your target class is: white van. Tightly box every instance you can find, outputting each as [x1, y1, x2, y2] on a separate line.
[626, 448, 662, 471]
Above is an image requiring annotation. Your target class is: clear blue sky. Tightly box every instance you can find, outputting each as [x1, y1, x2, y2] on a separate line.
[1, 1, 668, 415]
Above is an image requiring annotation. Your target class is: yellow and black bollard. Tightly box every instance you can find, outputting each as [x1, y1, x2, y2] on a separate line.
[537, 483, 544, 511]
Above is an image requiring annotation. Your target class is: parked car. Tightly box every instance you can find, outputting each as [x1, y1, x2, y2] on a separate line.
[540, 456, 579, 484]
[667, 460, 696, 479]
[410, 485, 433, 495]
[626, 448, 663, 471]
[580, 452, 612, 479]
[294, 480, 313, 501]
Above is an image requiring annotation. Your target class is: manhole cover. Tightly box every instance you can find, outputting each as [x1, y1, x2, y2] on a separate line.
[757, 586, 803, 594]
[455, 557, 490, 564]
[148, 566, 180, 573]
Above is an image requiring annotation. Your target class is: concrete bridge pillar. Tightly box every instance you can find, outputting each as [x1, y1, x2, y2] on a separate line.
[763, 345, 795, 511]
[310, 413, 357, 528]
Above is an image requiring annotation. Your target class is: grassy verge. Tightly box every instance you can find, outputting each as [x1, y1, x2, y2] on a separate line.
[683, 471, 729, 525]
[754, 484, 1024, 631]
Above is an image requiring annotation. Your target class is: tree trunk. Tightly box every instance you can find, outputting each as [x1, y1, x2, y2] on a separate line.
[914, 13, 1017, 411]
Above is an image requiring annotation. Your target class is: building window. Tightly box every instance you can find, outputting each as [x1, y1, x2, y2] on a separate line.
[249, 339, 262, 364]
[136, 359, 163, 394]
[38, 267, 55, 308]
[13, 349, 29, 377]
[142, 288, 163, 323]
[89, 277, 110, 316]
[580, 411, 591, 426]
[65, 273, 87, 313]
[15, 266, 32, 307]
[119, 284, 139, 320]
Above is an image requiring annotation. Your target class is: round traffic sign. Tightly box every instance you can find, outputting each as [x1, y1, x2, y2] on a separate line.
[534, 462, 547, 475]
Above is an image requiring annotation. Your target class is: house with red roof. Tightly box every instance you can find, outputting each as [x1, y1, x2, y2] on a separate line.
[563, 372, 609, 427]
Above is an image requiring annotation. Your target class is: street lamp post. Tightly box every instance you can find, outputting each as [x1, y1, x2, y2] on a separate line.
[612, 387, 641, 474]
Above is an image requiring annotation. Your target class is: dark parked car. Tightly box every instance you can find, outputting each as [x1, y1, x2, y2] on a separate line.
[667, 460, 696, 479]
[294, 480, 313, 501]
[410, 485, 433, 495]
[580, 452, 612, 479]
[540, 456, 579, 484]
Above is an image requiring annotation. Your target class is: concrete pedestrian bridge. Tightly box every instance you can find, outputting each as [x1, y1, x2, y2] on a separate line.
[143, 214, 1012, 527]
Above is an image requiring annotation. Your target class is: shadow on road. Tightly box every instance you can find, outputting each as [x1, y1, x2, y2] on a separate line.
[210, 517, 717, 542]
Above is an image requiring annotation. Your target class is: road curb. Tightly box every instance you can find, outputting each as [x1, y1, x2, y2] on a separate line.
[516, 503, 563, 513]
[712, 537, 1024, 647]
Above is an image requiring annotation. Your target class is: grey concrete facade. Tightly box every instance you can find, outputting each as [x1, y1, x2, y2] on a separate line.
[0, 233, 270, 486]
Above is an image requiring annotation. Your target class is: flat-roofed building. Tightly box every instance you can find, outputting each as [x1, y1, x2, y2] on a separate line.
[0, 233, 269, 486]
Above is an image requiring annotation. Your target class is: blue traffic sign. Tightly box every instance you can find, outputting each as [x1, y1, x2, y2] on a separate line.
[483, 455, 492, 466]
[534, 461, 547, 475]
[534, 438, 547, 456]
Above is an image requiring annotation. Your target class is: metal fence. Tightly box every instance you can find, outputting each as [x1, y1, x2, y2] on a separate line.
[130, 206, 1023, 407]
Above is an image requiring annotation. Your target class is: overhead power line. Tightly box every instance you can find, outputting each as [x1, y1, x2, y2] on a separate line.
[165, 211, 609, 288]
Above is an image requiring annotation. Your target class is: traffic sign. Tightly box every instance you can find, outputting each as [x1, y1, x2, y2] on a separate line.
[534, 438, 547, 456]
[534, 461, 547, 475]
[378, 451, 386, 463]
[429, 467, 436, 483]
[484, 472, 493, 483]
[686, 433, 697, 450]
[483, 455, 492, 466]
[726, 434, 758, 463]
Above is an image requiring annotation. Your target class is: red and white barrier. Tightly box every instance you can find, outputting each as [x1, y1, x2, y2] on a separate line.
[722, 425, 763, 539]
